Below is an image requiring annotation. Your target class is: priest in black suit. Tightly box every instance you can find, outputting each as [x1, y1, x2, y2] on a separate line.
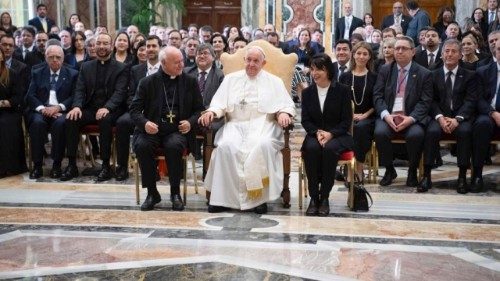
[334, 2, 364, 43]
[373, 36, 433, 187]
[130, 46, 204, 211]
[114, 35, 162, 181]
[26, 45, 79, 179]
[27, 4, 55, 33]
[61, 33, 129, 182]
[380, 1, 412, 35]
[419, 39, 477, 193]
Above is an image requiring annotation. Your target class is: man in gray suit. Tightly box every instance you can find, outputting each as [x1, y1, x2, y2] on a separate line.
[184, 43, 224, 159]
[373, 36, 433, 187]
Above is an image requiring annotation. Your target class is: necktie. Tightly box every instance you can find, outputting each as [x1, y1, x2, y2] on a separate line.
[496, 80, 500, 112]
[396, 68, 407, 114]
[50, 73, 58, 91]
[490, 11, 495, 24]
[339, 65, 346, 79]
[23, 49, 28, 60]
[395, 16, 401, 26]
[428, 53, 435, 67]
[198, 71, 206, 94]
[446, 71, 453, 111]
[42, 19, 47, 32]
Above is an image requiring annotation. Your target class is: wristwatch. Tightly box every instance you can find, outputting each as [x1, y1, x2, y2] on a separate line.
[455, 116, 464, 123]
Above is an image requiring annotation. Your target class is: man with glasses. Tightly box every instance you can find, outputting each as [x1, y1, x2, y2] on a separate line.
[26, 45, 78, 179]
[167, 30, 182, 49]
[0, 35, 29, 93]
[373, 36, 433, 187]
[381, 1, 412, 35]
[61, 33, 129, 182]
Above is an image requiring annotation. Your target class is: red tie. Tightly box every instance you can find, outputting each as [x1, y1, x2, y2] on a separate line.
[394, 68, 407, 115]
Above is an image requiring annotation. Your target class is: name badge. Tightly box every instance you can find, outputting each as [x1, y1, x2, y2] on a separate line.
[393, 97, 403, 112]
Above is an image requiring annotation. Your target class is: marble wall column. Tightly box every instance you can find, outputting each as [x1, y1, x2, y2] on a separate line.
[352, 0, 370, 21]
[455, 0, 481, 26]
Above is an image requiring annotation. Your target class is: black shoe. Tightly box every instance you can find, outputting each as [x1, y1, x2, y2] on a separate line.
[417, 176, 431, 192]
[208, 205, 229, 213]
[335, 170, 345, 182]
[29, 166, 43, 179]
[457, 177, 468, 194]
[406, 168, 418, 187]
[60, 165, 79, 181]
[254, 203, 268, 214]
[140, 192, 161, 211]
[96, 165, 112, 182]
[305, 199, 318, 216]
[171, 194, 185, 211]
[115, 166, 129, 181]
[484, 157, 492, 166]
[470, 176, 483, 193]
[317, 199, 330, 217]
[379, 168, 397, 186]
[49, 166, 62, 179]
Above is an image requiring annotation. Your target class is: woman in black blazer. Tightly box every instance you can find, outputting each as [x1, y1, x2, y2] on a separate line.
[301, 54, 354, 216]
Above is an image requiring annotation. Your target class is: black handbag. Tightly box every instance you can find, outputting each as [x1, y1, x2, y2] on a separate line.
[351, 175, 373, 212]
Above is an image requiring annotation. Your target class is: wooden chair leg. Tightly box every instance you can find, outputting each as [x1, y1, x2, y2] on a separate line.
[348, 161, 355, 210]
[191, 155, 198, 194]
[298, 159, 303, 210]
[183, 156, 188, 206]
[134, 158, 140, 205]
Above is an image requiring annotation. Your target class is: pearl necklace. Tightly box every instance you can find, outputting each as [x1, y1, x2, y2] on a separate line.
[351, 73, 367, 106]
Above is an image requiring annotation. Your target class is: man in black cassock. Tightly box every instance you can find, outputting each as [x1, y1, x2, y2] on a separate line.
[130, 46, 204, 211]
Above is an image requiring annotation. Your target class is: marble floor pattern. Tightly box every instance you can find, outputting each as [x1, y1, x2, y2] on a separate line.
[0, 127, 499, 280]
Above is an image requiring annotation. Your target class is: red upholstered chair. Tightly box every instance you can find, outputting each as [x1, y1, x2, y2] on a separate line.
[132, 147, 198, 205]
[79, 125, 117, 168]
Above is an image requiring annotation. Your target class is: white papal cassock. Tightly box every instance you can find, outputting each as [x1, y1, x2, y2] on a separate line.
[204, 69, 295, 210]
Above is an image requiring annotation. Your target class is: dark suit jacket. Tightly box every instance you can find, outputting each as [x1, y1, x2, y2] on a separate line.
[9, 58, 29, 96]
[130, 69, 205, 134]
[13, 46, 43, 68]
[301, 81, 354, 151]
[0, 68, 23, 112]
[72, 59, 128, 112]
[128, 63, 148, 108]
[381, 14, 412, 34]
[184, 66, 224, 108]
[373, 61, 433, 125]
[413, 47, 443, 70]
[26, 64, 79, 112]
[334, 16, 364, 43]
[476, 62, 499, 115]
[27, 17, 55, 33]
[430, 67, 477, 120]
[332, 61, 349, 82]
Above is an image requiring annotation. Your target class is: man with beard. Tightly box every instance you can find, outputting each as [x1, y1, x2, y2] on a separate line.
[114, 35, 162, 181]
[414, 27, 442, 70]
[31, 32, 48, 64]
[61, 33, 128, 182]
[28, 4, 55, 34]
[130, 46, 204, 211]
[0, 35, 29, 94]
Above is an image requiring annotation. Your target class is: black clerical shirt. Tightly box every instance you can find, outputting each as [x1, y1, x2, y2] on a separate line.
[89, 58, 111, 110]
[159, 72, 180, 135]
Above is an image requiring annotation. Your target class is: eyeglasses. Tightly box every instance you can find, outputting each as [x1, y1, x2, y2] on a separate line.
[394, 46, 412, 51]
[169, 37, 181, 40]
[46, 55, 62, 60]
[197, 51, 211, 57]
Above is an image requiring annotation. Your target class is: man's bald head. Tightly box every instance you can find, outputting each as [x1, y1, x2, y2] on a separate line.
[160, 46, 184, 76]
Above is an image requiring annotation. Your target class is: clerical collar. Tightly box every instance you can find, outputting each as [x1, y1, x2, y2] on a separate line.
[160, 68, 178, 80]
[98, 58, 111, 65]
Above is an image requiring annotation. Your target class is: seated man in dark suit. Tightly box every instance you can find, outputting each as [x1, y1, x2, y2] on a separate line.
[114, 35, 162, 181]
[61, 33, 128, 182]
[472, 39, 500, 192]
[419, 39, 477, 193]
[184, 43, 225, 160]
[130, 46, 204, 211]
[413, 27, 443, 70]
[26, 45, 79, 179]
[381, 1, 412, 35]
[332, 39, 352, 82]
[0, 35, 29, 95]
[373, 36, 433, 187]
[27, 4, 55, 33]
[12, 26, 42, 70]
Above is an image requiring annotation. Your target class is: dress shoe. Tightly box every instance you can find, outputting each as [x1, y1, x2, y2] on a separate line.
[115, 166, 129, 181]
[470, 176, 484, 193]
[456, 177, 468, 194]
[96, 165, 112, 182]
[60, 165, 79, 181]
[29, 166, 43, 179]
[406, 169, 418, 187]
[140, 193, 161, 211]
[317, 199, 330, 217]
[417, 176, 431, 192]
[208, 205, 229, 213]
[335, 170, 345, 182]
[254, 203, 268, 214]
[379, 169, 397, 186]
[305, 199, 319, 216]
[49, 167, 62, 179]
[171, 194, 185, 211]
[484, 157, 492, 166]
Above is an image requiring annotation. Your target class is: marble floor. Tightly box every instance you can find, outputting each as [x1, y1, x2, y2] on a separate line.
[0, 128, 499, 280]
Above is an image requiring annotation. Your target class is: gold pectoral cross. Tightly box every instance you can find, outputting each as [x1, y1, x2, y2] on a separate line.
[166, 110, 176, 123]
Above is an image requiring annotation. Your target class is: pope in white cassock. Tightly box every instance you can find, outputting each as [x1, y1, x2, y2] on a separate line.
[198, 46, 295, 214]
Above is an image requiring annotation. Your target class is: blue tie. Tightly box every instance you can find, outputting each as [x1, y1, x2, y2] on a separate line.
[496, 86, 500, 112]
[50, 73, 57, 91]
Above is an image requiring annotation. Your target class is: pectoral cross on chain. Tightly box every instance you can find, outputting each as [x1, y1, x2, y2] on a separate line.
[166, 110, 176, 123]
[239, 99, 247, 109]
